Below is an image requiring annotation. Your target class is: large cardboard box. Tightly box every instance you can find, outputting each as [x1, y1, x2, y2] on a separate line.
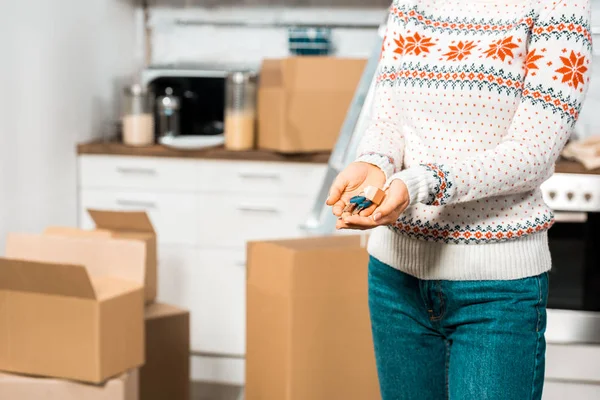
[26, 210, 156, 303]
[0, 370, 139, 400]
[141, 303, 190, 400]
[257, 57, 366, 153]
[0, 258, 144, 383]
[246, 235, 380, 400]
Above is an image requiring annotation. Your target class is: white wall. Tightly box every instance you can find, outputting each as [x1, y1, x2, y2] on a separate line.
[148, 7, 387, 66]
[0, 0, 138, 252]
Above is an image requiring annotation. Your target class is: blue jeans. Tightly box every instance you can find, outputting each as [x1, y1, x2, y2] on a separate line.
[368, 256, 548, 400]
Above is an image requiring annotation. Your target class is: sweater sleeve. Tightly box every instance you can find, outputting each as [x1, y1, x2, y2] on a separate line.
[354, 7, 406, 180]
[389, 0, 592, 206]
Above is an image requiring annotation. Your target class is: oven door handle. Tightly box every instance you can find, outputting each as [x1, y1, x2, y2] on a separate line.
[553, 212, 588, 223]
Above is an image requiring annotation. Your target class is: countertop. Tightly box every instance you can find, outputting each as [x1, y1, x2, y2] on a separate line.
[77, 141, 330, 164]
[77, 140, 599, 174]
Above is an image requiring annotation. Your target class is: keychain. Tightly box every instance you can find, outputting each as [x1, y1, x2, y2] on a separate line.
[341, 186, 386, 216]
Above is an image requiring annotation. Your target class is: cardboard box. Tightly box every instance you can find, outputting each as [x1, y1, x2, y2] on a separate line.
[0, 257, 145, 383]
[141, 303, 190, 400]
[39, 210, 156, 303]
[0, 369, 139, 400]
[257, 57, 366, 153]
[246, 235, 380, 400]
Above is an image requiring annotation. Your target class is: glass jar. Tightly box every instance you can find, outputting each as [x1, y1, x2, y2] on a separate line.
[122, 84, 154, 147]
[157, 87, 181, 139]
[225, 71, 257, 151]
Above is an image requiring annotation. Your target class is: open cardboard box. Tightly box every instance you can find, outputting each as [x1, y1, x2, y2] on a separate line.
[10, 210, 157, 303]
[0, 258, 144, 383]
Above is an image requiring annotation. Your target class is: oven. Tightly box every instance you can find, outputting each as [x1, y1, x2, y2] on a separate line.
[541, 172, 600, 344]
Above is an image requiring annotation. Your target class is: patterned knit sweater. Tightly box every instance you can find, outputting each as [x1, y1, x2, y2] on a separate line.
[356, 0, 592, 280]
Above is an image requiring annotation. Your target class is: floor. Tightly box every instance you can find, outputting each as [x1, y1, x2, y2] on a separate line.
[191, 382, 244, 400]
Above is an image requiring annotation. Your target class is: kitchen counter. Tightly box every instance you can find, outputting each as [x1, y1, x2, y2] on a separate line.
[77, 140, 330, 164]
[77, 140, 599, 174]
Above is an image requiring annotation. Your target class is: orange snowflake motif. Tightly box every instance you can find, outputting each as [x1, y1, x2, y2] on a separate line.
[555, 50, 588, 89]
[404, 32, 436, 55]
[394, 34, 406, 56]
[524, 49, 544, 76]
[443, 40, 477, 61]
[483, 36, 519, 61]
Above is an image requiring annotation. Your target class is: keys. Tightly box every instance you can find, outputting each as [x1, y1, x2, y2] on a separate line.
[340, 186, 386, 217]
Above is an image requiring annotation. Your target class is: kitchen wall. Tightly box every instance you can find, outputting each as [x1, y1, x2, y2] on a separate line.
[148, 6, 387, 66]
[0, 0, 139, 253]
[148, 0, 391, 7]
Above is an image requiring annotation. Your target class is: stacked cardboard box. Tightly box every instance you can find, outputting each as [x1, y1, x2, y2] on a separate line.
[0, 210, 190, 400]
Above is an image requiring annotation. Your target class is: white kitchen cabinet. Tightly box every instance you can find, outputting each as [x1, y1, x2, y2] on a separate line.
[158, 245, 247, 357]
[543, 381, 600, 400]
[78, 154, 327, 384]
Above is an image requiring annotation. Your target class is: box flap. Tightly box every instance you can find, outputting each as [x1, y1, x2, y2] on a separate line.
[88, 210, 155, 234]
[145, 303, 189, 321]
[0, 257, 96, 299]
[6, 233, 147, 288]
[260, 235, 363, 252]
[44, 226, 113, 239]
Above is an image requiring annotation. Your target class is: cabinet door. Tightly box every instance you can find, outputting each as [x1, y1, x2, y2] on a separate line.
[198, 193, 315, 248]
[159, 245, 247, 357]
[79, 190, 202, 246]
[543, 381, 600, 399]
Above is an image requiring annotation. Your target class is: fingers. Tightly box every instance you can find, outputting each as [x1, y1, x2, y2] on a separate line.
[326, 175, 348, 206]
[373, 181, 409, 223]
[332, 200, 346, 217]
[336, 217, 372, 231]
[339, 214, 378, 230]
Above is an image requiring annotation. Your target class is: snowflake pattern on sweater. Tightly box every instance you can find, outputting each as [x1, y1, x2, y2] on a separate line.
[356, 0, 592, 244]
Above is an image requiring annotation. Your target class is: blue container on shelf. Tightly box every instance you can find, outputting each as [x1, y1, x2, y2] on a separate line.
[288, 27, 332, 56]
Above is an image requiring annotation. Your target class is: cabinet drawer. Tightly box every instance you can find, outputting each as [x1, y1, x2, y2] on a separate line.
[158, 246, 246, 357]
[543, 381, 600, 400]
[79, 155, 201, 192]
[79, 190, 201, 246]
[198, 160, 327, 196]
[199, 193, 314, 248]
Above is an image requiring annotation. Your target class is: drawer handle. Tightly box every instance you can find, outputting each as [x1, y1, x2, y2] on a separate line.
[238, 171, 280, 180]
[116, 199, 157, 209]
[116, 167, 157, 175]
[235, 261, 246, 268]
[237, 205, 279, 214]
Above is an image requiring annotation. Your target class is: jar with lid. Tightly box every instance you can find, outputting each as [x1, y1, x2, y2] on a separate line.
[225, 71, 257, 151]
[122, 84, 154, 147]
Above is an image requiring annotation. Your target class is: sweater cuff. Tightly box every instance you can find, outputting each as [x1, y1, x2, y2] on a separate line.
[355, 153, 396, 180]
[386, 165, 434, 206]
[387, 164, 455, 206]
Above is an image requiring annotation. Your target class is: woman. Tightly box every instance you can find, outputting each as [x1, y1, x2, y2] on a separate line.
[326, 0, 591, 399]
